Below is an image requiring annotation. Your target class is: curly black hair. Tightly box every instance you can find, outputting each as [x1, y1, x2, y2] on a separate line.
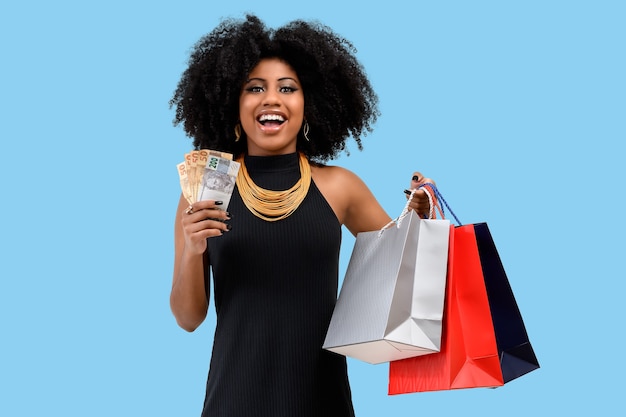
[169, 14, 380, 162]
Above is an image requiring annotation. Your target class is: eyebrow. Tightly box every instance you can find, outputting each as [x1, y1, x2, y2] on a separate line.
[245, 77, 298, 83]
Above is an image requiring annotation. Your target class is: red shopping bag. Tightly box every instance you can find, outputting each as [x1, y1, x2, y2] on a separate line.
[388, 224, 504, 394]
[388, 185, 539, 394]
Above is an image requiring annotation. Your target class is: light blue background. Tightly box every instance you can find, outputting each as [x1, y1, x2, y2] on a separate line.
[1, 1, 623, 415]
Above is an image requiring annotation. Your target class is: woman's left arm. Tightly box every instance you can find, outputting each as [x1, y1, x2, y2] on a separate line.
[313, 165, 391, 236]
[313, 165, 435, 236]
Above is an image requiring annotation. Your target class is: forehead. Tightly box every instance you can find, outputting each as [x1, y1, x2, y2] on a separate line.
[248, 58, 299, 80]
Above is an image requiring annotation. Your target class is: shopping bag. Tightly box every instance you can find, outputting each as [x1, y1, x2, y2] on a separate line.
[474, 222, 540, 383]
[388, 185, 539, 393]
[389, 223, 502, 393]
[323, 190, 450, 364]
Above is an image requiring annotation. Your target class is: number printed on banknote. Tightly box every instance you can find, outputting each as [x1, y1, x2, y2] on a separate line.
[176, 149, 239, 209]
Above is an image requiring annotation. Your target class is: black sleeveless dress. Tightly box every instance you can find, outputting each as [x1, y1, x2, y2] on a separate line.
[203, 153, 355, 417]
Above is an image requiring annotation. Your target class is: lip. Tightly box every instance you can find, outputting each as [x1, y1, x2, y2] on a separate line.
[256, 110, 288, 133]
[256, 109, 288, 119]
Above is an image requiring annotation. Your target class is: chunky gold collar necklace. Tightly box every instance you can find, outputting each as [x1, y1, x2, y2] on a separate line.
[235, 152, 311, 222]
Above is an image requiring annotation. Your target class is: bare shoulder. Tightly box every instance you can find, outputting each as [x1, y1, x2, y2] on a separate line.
[311, 162, 391, 234]
[311, 163, 362, 188]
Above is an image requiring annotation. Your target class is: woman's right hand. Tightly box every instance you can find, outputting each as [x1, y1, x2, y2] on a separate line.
[172, 196, 226, 331]
[179, 200, 231, 255]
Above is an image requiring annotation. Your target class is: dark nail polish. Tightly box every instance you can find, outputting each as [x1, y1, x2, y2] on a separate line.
[404, 189, 411, 195]
[412, 175, 420, 182]
[215, 201, 223, 205]
[226, 224, 232, 231]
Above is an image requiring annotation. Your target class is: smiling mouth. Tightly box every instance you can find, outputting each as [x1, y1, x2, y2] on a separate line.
[258, 114, 286, 126]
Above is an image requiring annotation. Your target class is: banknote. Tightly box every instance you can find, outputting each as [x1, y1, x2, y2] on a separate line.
[196, 154, 240, 209]
[177, 161, 193, 205]
[193, 149, 232, 202]
[177, 149, 239, 209]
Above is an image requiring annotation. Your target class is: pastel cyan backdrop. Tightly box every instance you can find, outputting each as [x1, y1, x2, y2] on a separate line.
[1, 1, 623, 416]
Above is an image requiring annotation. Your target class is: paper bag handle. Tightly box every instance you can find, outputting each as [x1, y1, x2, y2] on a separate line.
[419, 183, 462, 226]
[378, 187, 437, 236]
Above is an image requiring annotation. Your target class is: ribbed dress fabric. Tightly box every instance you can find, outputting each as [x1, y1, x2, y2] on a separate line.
[203, 153, 355, 417]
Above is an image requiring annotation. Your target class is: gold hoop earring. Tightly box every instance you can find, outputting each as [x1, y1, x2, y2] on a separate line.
[303, 121, 310, 142]
[234, 123, 242, 142]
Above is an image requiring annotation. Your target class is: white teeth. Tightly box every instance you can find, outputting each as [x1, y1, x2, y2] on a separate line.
[258, 114, 285, 122]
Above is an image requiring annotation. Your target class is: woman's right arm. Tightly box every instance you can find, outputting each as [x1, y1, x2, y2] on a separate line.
[170, 194, 231, 332]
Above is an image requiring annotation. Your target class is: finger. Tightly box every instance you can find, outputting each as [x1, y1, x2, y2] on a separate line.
[184, 215, 232, 238]
[184, 225, 226, 254]
[183, 199, 225, 212]
[198, 219, 232, 236]
[198, 208, 231, 222]
[404, 187, 430, 203]
[194, 200, 225, 210]
[410, 172, 437, 189]
[184, 219, 232, 247]
[184, 205, 230, 221]
[410, 172, 423, 189]
[409, 189, 431, 215]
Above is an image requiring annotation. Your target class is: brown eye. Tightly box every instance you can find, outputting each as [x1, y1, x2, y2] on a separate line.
[245, 86, 264, 93]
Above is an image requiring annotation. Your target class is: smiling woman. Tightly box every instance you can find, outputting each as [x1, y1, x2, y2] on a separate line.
[169, 14, 381, 162]
[168, 13, 435, 417]
[238, 58, 305, 156]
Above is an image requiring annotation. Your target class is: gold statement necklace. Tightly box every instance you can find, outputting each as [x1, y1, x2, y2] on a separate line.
[236, 152, 311, 222]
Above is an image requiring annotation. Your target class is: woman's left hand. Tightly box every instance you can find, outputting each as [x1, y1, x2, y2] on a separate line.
[405, 171, 436, 217]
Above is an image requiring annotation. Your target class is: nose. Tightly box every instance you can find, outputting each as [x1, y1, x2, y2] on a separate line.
[262, 89, 281, 106]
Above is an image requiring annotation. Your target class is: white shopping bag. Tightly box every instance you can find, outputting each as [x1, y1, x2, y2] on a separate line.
[323, 195, 450, 364]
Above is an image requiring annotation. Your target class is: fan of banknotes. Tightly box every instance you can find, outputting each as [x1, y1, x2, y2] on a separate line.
[177, 149, 241, 209]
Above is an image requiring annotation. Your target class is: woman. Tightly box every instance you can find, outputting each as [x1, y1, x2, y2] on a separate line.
[169, 14, 433, 417]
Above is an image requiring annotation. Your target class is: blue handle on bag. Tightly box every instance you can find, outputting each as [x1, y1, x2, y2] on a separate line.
[418, 183, 462, 226]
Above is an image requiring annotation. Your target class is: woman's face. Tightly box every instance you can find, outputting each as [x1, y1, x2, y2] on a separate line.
[239, 58, 305, 156]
